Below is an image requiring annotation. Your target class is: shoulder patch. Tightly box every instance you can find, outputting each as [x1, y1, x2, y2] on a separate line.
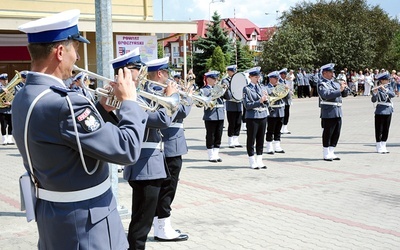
[76, 108, 101, 132]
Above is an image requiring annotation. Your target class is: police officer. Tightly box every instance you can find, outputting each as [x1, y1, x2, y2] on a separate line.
[242, 67, 268, 169]
[317, 63, 350, 161]
[278, 68, 292, 134]
[202, 71, 225, 162]
[13, 10, 147, 249]
[222, 65, 243, 148]
[265, 71, 286, 154]
[118, 56, 179, 249]
[371, 72, 395, 153]
[154, 62, 191, 242]
[0, 73, 12, 145]
[69, 72, 95, 102]
[296, 68, 305, 98]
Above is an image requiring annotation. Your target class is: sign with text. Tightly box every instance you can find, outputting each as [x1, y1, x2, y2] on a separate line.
[115, 35, 158, 63]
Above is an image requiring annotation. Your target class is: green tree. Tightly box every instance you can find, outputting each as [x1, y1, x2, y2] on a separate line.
[206, 46, 226, 74]
[260, 0, 400, 71]
[157, 42, 164, 58]
[193, 11, 231, 86]
[259, 24, 316, 72]
[236, 41, 255, 71]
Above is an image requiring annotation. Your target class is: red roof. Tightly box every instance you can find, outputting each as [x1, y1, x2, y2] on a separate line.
[259, 27, 277, 41]
[223, 18, 260, 41]
[163, 18, 275, 45]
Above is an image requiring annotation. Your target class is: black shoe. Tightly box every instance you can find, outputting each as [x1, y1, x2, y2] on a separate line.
[266, 151, 274, 155]
[235, 144, 243, 148]
[332, 157, 340, 160]
[216, 158, 222, 162]
[323, 158, 333, 161]
[228, 145, 235, 148]
[260, 165, 267, 169]
[154, 233, 189, 242]
[209, 159, 218, 163]
[275, 150, 285, 153]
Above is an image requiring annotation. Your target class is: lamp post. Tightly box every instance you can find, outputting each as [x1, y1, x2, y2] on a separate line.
[209, 0, 225, 20]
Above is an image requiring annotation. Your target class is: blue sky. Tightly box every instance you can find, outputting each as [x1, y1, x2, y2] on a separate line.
[154, 0, 399, 27]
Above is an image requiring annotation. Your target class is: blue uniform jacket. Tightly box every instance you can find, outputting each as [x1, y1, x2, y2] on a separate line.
[12, 72, 148, 250]
[242, 83, 269, 119]
[222, 77, 243, 112]
[317, 77, 349, 118]
[266, 83, 285, 118]
[123, 103, 176, 181]
[296, 72, 305, 86]
[279, 78, 292, 106]
[201, 85, 225, 121]
[371, 86, 395, 115]
[161, 100, 192, 157]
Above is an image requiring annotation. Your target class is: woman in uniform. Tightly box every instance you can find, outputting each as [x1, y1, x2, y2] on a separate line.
[242, 67, 269, 169]
[202, 71, 225, 162]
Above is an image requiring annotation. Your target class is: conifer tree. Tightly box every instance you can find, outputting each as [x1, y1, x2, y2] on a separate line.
[206, 46, 226, 74]
[193, 11, 231, 86]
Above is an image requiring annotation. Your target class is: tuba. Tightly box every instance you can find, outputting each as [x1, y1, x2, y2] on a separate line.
[0, 71, 22, 108]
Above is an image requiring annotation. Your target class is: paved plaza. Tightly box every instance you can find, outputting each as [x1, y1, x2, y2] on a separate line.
[0, 95, 400, 249]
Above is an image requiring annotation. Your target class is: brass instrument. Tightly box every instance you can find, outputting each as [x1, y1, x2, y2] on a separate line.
[268, 84, 289, 105]
[138, 66, 214, 108]
[334, 78, 357, 97]
[73, 65, 180, 116]
[0, 71, 22, 108]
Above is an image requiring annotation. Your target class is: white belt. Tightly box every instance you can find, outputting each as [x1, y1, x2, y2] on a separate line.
[142, 142, 162, 150]
[270, 104, 285, 108]
[170, 123, 184, 128]
[214, 104, 224, 108]
[253, 107, 268, 112]
[37, 176, 110, 203]
[320, 101, 342, 106]
[377, 102, 393, 107]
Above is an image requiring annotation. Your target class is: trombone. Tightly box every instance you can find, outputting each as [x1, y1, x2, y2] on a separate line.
[72, 65, 180, 116]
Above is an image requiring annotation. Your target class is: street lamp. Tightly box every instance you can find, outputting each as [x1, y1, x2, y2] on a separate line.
[209, 0, 225, 20]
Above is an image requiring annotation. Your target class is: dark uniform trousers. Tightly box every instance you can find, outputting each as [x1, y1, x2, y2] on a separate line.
[205, 120, 224, 149]
[246, 117, 267, 156]
[128, 179, 164, 250]
[266, 116, 283, 141]
[156, 156, 183, 218]
[283, 105, 290, 125]
[0, 113, 12, 135]
[226, 111, 242, 137]
[375, 114, 392, 142]
[321, 117, 342, 147]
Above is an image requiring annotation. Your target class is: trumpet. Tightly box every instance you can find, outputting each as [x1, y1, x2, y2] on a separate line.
[73, 65, 180, 116]
[334, 78, 357, 97]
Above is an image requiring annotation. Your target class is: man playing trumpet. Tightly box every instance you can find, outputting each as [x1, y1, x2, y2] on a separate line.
[317, 63, 350, 161]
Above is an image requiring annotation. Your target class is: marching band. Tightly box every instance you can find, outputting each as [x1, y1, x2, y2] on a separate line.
[2, 8, 397, 250]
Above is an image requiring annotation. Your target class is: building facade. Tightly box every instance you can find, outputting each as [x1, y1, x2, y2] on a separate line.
[0, 0, 196, 79]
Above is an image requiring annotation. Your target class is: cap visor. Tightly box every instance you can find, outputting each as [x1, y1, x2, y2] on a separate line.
[74, 35, 90, 44]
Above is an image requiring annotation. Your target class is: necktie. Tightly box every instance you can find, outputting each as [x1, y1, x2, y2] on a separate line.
[255, 85, 260, 95]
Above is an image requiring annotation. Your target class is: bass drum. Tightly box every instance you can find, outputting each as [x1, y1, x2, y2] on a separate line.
[230, 72, 249, 101]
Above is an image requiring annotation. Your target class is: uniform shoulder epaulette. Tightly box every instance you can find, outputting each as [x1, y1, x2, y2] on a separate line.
[50, 85, 76, 95]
